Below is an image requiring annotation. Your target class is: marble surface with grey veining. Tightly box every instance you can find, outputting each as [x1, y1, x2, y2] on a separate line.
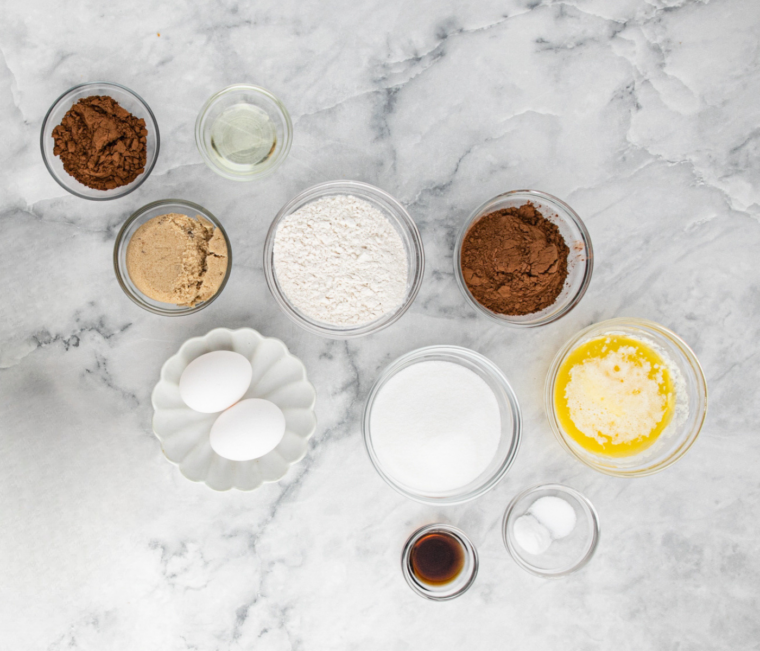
[1, 0, 759, 648]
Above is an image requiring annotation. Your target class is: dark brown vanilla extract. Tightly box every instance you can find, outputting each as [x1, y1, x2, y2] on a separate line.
[409, 532, 465, 585]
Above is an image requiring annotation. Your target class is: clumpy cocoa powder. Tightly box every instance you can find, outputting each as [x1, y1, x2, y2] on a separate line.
[460, 203, 569, 316]
[52, 95, 147, 190]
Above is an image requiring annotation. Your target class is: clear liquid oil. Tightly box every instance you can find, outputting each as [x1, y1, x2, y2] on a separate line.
[209, 104, 276, 172]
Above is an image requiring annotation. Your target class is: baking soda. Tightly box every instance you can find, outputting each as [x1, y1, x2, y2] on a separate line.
[514, 496, 577, 555]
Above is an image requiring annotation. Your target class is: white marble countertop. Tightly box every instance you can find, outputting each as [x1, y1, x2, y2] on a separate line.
[2, 0, 759, 648]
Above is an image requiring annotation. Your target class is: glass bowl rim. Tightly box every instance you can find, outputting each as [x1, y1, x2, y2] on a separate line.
[113, 198, 233, 316]
[263, 179, 425, 339]
[453, 189, 594, 328]
[502, 483, 601, 578]
[40, 81, 160, 201]
[362, 344, 522, 505]
[194, 83, 293, 181]
[544, 317, 709, 477]
[400, 523, 479, 601]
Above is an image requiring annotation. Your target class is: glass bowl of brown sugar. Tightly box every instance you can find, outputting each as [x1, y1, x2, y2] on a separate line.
[40, 82, 160, 200]
[113, 199, 232, 316]
[453, 190, 593, 328]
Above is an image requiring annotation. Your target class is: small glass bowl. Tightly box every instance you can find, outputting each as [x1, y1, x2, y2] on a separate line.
[113, 199, 232, 316]
[362, 345, 522, 505]
[40, 82, 160, 200]
[263, 180, 425, 338]
[545, 318, 708, 477]
[401, 524, 479, 601]
[195, 84, 292, 181]
[503, 484, 600, 577]
[454, 190, 593, 327]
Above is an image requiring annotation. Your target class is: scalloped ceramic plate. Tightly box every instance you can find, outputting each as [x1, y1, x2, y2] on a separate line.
[151, 327, 317, 491]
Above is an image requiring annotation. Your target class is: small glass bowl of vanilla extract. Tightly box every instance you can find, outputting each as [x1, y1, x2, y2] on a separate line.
[401, 524, 478, 601]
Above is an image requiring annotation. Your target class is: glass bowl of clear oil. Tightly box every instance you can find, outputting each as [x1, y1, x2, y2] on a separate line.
[195, 84, 292, 181]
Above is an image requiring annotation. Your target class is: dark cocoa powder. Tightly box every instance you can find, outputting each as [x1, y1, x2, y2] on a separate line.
[460, 203, 569, 316]
[52, 95, 147, 190]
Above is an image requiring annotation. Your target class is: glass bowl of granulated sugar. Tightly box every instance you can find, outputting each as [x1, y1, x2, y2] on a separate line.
[263, 180, 425, 338]
[363, 345, 522, 505]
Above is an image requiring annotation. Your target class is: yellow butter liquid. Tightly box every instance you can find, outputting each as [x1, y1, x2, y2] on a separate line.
[554, 334, 675, 457]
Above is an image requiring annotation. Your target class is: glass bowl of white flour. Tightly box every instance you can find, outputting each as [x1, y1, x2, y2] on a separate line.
[264, 180, 425, 338]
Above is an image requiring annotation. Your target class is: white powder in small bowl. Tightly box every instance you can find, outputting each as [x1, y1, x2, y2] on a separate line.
[369, 360, 502, 493]
[512, 514, 552, 555]
[513, 495, 577, 555]
[529, 496, 577, 539]
[273, 194, 408, 326]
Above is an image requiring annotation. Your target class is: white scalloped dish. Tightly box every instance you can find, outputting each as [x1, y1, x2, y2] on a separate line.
[151, 328, 317, 491]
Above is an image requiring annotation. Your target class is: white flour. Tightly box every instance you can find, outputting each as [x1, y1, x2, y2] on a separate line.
[273, 195, 408, 326]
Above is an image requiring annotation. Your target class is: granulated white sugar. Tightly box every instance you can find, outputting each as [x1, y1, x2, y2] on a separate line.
[370, 360, 501, 493]
[273, 195, 408, 326]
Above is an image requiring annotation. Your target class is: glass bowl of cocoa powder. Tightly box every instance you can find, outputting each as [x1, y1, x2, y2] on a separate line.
[40, 82, 160, 200]
[454, 190, 593, 328]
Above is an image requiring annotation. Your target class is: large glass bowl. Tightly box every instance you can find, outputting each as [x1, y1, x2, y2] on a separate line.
[113, 199, 232, 316]
[40, 82, 160, 200]
[545, 318, 708, 477]
[454, 190, 593, 327]
[263, 180, 425, 338]
[362, 345, 522, 505]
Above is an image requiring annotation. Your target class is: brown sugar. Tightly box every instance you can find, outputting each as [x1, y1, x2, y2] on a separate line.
[52, 95, 147, 190]
[460, 203, 569, 316]
[126, 213, 228, 307]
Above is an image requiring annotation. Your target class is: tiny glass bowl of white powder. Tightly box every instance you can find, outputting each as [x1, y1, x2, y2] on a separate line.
[502, 484, 600, 577]
[362, 346, 522, 505]
[264, 180, 425, 338]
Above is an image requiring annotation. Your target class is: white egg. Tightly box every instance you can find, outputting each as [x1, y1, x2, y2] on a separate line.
[179, 351, 253, 413]
[209, 399, 286, 461]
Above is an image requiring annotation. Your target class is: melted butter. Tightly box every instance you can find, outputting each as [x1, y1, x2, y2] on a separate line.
[554, 334, 675, 457]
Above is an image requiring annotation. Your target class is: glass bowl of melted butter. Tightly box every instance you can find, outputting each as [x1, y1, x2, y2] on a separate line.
[545, 318, 707, 477]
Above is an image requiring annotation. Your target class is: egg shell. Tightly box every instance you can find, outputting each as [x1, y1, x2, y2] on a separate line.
[179, 351, 253, 414]
[210, 399, 286, 461]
